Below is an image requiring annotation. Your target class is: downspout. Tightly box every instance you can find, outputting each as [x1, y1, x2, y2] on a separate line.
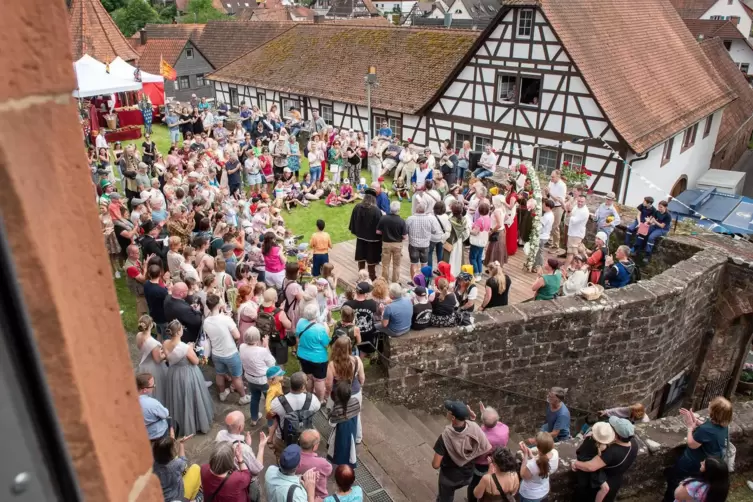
[620, 151, 649, 204]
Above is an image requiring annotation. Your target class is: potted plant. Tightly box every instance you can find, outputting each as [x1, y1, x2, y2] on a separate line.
[737, 363, 753, 393]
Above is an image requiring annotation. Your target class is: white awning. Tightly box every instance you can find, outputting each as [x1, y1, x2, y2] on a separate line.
[109, 57, 164, 84]
[72, 54, 143, 98]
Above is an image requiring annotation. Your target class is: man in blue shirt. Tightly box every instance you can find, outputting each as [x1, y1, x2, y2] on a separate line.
[239, 102, 252, 132]
[528, 387, 570, 443]
[379, 283, 412, 337]
[264, 445, 317, 502]
[624, 195, 655, 247]
[378, 120, 393, 139]
[635, 200, 671, 260]
[137, 372, 171, 440]
[371, 182, 390, 214]
[165, 108, 180, 144]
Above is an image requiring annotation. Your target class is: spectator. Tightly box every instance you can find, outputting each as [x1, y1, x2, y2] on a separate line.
[215, 411, 267, 498]
[480, 261, 510, 311]
[566, 195, 590, 269]
[406, 199, 443, 279]
[137, 372, 171, 441]
[239, 327, 276, 426]
[624, 196, 655, 248]
[344, 282, 378, 356]
[201, 442, 252, 502]
[328, 380, 361, 468]
[431, 277, 459, 327]
[143, 264, 169, 338]
[325, 337, 365, 445]
[531, 259, 562, 301]
[296, 429, 333, 502]
[528, 387, 570, 443]
[561, 254, 589, 297]
[572, 421, 614, 502]
[429, 200, 452, 269]
[603, 245, 636, 289]
[469, 202, 491, 278]
[264, 444, 318, 502]
[636, 200, 671, 261]
[471, 447, 519, 501]
[123, 244, 148, 317]
[163, 281, 203, 344]
[136, 316, 167, 405]
[309, 219, 332, 277]
[152, 435, 201, 502]
[468, 404, 510, 501]
[296, 304, 331, 401]
[204, 293, 249, 404]
[547, 170, 567, 252]
[324, 465, 363, 502]
[519, 432, 559, 502]
[376, 201, 407, 284]
[594, 192, 621, 237]
[378, 283, 413, 337]
[411, 286, 433, 330]
[373, 181, 390, 215]
[473, 144, 497, 179]
[269, 372, 322, 460]
[432, 400, 492, 502]
[673, 457, 729, 502]
[663, 397, 733, 502]
[599, 402, 650, 423]
[584, 232, 609, 284]
[259, 288, 293, 366]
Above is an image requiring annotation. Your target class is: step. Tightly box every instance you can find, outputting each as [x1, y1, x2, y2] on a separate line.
[361, 399, 438, 501]
[393, 405, 442, 448]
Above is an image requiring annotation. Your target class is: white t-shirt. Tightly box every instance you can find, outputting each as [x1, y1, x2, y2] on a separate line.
[479, 152, 497, 172]
[519, 449, 559, 500]
[244, 157, 260, 174]
[203, 314, 239, 358]
[307, 150, 323, 167]
[548, 180, 567, 207]
[568, 205, 590, 239]
[270, 392, 321, 439]
[539, 211, 554, 241]
[238, 344, 276, 384]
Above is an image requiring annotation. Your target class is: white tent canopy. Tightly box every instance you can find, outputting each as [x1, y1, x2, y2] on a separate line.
[72, 54, 142, 98]
[109, 57, 164, 83]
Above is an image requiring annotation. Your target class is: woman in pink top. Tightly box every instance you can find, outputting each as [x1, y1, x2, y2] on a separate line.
[469, 202, 491, 277]
[468, 403, 510, 502]
[262, 231, 286, 288]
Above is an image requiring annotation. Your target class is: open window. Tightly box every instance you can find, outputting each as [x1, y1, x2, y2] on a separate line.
[497, 74, 517, 103]
[519, 75, 541, 106]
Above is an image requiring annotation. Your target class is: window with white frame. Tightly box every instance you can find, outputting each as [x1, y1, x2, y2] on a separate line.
[454, 132, 472, 151]
[375, 117, 402, 139]
[518, 9, 533, 37]
[321, 104, 334, 125]
[536, 147, 558, 173]
[282, 98, 298, 114]
[196, 74, 206, 87]
[562, 152, 584, 168]
[474, 135, 490, 152]
[710, 15, 725, 20]
[741, 63, 750, 73]
[497, 74, 517, 103]
[258, 94, 267, 112]
[178, 76, 190, 90]
[185, 47, 194, 59]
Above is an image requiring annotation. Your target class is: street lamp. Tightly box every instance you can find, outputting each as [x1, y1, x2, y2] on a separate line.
[365, 66, 378, 141]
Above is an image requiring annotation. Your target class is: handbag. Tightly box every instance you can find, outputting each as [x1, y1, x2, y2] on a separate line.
[489, 230, 500, 242]
[442, 241, 454, 253]
[637, 221, 650, 236]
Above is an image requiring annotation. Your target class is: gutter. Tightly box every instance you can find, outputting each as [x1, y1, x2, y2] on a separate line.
[620, 151, 649, 204]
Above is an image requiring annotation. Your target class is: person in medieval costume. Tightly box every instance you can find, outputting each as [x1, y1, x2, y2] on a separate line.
[139, 94, 153, 135]
[348, 190, 383, 281]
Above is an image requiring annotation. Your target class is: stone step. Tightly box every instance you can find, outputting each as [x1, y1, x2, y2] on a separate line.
[393, 404, 442, 448]
[360, 398, 438, 501]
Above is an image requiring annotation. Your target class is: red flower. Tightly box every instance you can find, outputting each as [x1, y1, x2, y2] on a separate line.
[563, 160, 570, 166]
[519, 165, 528, 176]
[587, 188, 594, 194]
[583, 167, 593, 176]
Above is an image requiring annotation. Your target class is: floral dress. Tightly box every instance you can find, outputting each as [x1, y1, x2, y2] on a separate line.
[287, 142, 301, 173]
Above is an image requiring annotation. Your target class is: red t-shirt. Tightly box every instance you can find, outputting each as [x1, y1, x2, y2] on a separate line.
[125, 260, 141, 279]
[200, 465, 251, 502]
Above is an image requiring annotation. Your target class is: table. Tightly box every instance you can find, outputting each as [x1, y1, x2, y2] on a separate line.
[115, 109, 143, 127]
[104, 127, 142, 143]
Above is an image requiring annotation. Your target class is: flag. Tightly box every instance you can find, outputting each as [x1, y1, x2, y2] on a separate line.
[160, 56, 176, 81]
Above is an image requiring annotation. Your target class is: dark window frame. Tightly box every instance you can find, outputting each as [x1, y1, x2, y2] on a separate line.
[681, 123, 699, 152]
[518, 9, 533, 38]
[661, 137, 674, 166]
[185, 47, 194, 60]
[703, 115, 713, 138]
[178, 75, 190, 90]
[454, 131, 472, 151]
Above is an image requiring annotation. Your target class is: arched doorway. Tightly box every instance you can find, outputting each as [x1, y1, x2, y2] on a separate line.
[670, 176, 688, 198]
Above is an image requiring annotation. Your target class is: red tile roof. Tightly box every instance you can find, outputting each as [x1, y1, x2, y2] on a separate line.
[668, 0, 717, 19]
[496, 0, 736, 154]
[700, 38, 753, 153]
[137, 38, 189, 75]
[208, 25, 477, 113]
[68, 0, 139, 62]
[684, 19, 746, 40]
[195, 20, 298, 68]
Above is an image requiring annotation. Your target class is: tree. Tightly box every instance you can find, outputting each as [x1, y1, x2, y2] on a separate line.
[158, 3, 177, 23]
[101, 0, 128, 12]
[113, 0, 160, 37]
[179, 0, 226, 23]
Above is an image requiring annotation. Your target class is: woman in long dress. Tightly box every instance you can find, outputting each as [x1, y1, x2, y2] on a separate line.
[448, 200, 471, 278]
[327, 380, 360, 469]
[162, 320, 214, 436]
[503, 181, 519, 257]
[485, 194, 508, 266]
[136, 315, 168, 405]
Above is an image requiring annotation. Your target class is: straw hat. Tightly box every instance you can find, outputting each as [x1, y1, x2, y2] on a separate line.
[592, 421, 616, 444]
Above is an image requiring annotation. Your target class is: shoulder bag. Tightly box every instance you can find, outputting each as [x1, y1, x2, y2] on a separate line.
[206, 472, 231, 502]
[724, 430, 736, 472]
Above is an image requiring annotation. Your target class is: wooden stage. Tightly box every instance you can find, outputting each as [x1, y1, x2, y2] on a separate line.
[328, 239, 535, 305]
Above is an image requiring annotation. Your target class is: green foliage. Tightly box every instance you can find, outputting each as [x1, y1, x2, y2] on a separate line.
[113, 0, 160, 37]
[179, 0, 227, 23]
[101, 0, 128, 12]
[742, 365, 753, 383]
[158, 3, 177, 23]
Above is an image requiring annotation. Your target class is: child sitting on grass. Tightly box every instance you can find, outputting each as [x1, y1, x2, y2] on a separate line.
[356, 177, 368, 199]
[338, 179, 355, 204]
[325, 189, 341, 207]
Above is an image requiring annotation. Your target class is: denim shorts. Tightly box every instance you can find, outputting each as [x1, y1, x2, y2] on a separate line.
[247, 172, 262, 185]
[213, 352, 243, 377]
[409, 244, 429, 264]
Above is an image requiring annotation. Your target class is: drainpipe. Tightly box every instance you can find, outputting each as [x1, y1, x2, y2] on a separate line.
[621, 151, 649, 204]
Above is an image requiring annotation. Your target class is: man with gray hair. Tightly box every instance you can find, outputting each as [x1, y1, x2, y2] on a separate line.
[467, 402, 510, 501]
[215, 410, 268, 498]
[378, 283, 412, 338]
[225, 151, 243, 196]
[376, 200, 408, 283]
[406, 199, 443, 279]
[295, 429, 332, 501]
[527, 386, 571, 444]
[372, 181, 391, 214]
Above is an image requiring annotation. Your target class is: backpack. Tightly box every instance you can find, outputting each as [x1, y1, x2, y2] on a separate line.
[330, 323, 354, 346]
[628, 261, 641, 284]
[279, 393, 315, 446]
[279, 280, 299, 313]
[209, 237, 223, 257]
[257, 307, 281, 343]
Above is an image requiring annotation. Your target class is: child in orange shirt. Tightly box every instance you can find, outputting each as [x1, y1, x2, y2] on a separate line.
[309, 219, 332, 277]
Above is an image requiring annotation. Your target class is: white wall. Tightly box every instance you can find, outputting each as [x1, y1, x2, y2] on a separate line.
[703, 0, 752, 38]
[444, 0, 471, 19]
[727, 39, 753, 74]
[622, 110, 723, 206]
[373, 0, 416, 13]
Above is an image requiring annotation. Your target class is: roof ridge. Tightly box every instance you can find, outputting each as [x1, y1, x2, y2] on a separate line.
[204, 22, 299, 73]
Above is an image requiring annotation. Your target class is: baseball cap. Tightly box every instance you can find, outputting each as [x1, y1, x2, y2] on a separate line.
[609, 416, 635, 438]
[356, 282, 373, 294]
[266, 366, 285, 379]
[280, 445, 302, 470]
[221, 244, 235, 253]
[444, 400, 470, 420]
[414, 286, 427, 296]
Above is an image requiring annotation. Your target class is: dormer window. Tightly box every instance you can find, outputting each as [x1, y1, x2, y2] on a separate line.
[518, 9, 533, 37]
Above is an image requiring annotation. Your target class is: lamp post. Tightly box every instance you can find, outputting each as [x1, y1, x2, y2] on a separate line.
[365, 66, 378, 141]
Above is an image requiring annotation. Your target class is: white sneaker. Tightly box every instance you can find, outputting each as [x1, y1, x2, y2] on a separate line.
[238, 395, 251, 405]
[204, 381, 213, 388]
[219, 388, 231, 402]
[115, 270, 121, 279]
[747, 480, 753, 492]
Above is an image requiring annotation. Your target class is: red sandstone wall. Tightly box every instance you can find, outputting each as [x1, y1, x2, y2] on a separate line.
[0, 1, 162, 500]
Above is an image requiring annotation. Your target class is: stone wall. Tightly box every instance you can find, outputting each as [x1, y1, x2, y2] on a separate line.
[547, 399, 753, 501]
[366, 233, 753, 433]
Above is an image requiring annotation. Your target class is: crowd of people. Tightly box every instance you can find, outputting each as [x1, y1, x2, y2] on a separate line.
[85, 96, 696, 502]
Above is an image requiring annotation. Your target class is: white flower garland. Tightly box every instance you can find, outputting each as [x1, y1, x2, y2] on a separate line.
[520, 162, 542, 272]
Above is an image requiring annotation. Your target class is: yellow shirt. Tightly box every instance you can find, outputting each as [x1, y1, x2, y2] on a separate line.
[265, 381, 283, 414]
[309, 231, 332, 255]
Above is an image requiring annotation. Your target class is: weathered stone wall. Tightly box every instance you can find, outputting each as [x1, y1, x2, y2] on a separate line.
[366, 233, 753, 433]
[548, 400, 753, 501]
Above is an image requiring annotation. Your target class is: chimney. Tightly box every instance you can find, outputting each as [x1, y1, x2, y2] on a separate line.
[314, 14, 325, 23]
[139, 28, 147, 46]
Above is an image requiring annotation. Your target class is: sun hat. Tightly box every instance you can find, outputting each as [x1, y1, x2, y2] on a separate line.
[592, 421, 616, 444]
[595, 231, 608, 243]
